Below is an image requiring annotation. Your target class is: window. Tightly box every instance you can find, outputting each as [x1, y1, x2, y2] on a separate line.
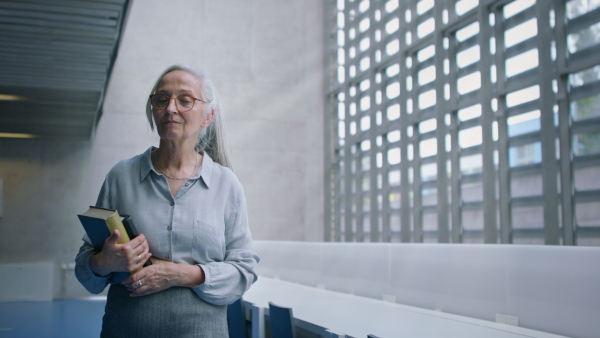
[325, 0, 600, 245]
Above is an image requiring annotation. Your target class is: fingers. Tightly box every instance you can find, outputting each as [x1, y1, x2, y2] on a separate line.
[131, 233, 148, 247]
[128, 234, 150, 256]
[124, 233, 149, 258]
[132, 252, 152, 270]
[123, 277, 145, 293]
[123, 267, 153, 295]
[105, 229, 121, 246]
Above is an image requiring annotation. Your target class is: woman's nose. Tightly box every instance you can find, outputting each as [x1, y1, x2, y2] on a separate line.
[165, 97, 179, 113]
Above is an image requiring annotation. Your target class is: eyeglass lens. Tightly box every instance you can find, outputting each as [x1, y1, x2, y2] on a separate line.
[151, 94, 195, 111]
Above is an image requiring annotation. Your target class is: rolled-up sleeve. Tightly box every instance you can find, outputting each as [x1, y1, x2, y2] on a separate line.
[74, 240, 112, 294]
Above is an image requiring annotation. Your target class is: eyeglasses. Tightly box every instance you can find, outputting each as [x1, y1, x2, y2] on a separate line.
[149, 94, 206, 112]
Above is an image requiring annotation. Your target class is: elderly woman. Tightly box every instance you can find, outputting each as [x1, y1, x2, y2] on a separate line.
[75, 65, 258, 337]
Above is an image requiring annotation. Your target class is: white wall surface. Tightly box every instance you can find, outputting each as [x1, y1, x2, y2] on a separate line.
[0, 0, 324, 299]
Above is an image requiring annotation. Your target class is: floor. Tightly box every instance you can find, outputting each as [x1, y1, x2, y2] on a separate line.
[0, 298, 106, 338]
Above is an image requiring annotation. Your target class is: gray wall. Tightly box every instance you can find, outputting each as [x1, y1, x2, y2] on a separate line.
[0, 0, 325, 299]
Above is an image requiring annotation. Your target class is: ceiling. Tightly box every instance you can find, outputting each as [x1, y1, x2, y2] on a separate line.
[0, 0, 130, 140]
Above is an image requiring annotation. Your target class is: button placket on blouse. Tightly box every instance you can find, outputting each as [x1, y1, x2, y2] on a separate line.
[166, 199, 174, 261]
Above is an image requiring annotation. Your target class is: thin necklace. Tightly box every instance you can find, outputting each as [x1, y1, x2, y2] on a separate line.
[153, 151, 199, 181]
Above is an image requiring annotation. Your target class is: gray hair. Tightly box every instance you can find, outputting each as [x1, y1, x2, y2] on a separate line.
[146, 65, 232, 170]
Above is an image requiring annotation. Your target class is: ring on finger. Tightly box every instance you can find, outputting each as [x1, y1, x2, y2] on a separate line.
[138, 280, 143, 288]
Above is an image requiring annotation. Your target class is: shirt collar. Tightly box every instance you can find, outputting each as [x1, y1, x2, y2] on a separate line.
[140, 146, 214, 188]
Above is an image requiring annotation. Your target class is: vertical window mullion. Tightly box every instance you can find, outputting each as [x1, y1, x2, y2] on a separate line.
[479, 4, 499, 244]
[554, 0, 575, 245]
[536, 0, 561, 245]
[493, 4, 513, 244]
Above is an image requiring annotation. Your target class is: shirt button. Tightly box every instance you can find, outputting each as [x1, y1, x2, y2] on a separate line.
[170, 202, 174, 206]
[184, 182, 189, 187]
[167, 225, 172, 231]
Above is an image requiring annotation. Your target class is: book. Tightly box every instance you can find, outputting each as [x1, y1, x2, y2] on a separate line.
[77, 206, 150, 273]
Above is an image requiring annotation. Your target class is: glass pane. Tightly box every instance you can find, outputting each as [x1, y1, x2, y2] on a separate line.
[458, 104, 482, 121]
[418, 18, 435, 38]
[456, 0, 478, 17]
[576, 201, 600, 227]
[461, 153, 482, 175]
[389, 192, 401, 209]
[457, 71, 481, 94]
[387, 103, 401, 121]
[387, 82, 401, 99]
[418, 89, 436, 110]
[422, 187, 438, 206]
[421, 162, 437, 181]
[504, 18, 537, 48]
[573, 131, 600, 156]
[503, 0, 535, 19]
[459, 126, 482, 148]
[509, 142, 542, 167]
[388, 148, 401, 165]
[419, 118, 437, 133]
[389, 170, 401, 187]
[387, 130, 401, 143]
[571, 95, 600, 121]
[456, 21, 479, 42]
[386, 17, 400, 35]
[423, 212, 438, 243]
[420, 138, 438, 157]
[511, 174, 542, 198]
[506, 49, 539, 77]
[506, 85, 539, 108]
[512, 205, 545, 245]
[508, 110, 540, 137]
[462, 209, 484, 243]
[568, 22, 600, 54]
[457, 45, 480, 68]
[462, 181, 483, 203]
[574, 166, 600, 191]
[418, 65, 436, 85]
[360, 96, 371, 112]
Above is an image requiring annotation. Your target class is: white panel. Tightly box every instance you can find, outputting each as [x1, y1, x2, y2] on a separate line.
[0, 264, 53, 302]
[389, 244, 508, 320]
[320, 243, 391, 300]
[252, 241, 600, 337]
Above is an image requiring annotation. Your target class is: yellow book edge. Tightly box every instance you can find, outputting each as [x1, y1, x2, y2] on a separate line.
[105, 211, 132, 244]
[104, 210, 143, 273]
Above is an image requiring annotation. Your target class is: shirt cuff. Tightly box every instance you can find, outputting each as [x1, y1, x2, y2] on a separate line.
[76, 255, 111, 293]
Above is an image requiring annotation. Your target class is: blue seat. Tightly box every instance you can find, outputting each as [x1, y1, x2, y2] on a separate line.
[227, 299, 248, 338]
[268, 302, 296, 338]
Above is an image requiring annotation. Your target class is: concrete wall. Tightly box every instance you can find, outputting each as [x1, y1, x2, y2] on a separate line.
[0, 0, 324, 299]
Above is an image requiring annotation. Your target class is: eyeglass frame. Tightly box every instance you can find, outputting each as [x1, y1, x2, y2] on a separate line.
[149, 94, 207, 112]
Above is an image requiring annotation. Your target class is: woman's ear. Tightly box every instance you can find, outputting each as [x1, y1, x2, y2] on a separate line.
[201, 109, 215, 128]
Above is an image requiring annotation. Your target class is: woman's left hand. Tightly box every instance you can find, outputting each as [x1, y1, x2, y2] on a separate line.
[122, 258, 205, 297]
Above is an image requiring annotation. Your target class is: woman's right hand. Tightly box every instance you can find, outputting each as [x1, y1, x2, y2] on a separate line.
[89, 230, 152, 277]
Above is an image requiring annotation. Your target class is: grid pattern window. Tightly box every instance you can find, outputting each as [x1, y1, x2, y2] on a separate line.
[325, 0, 600, 245]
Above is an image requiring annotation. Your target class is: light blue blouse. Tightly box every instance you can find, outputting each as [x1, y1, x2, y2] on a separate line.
[75, 147, 259, 306]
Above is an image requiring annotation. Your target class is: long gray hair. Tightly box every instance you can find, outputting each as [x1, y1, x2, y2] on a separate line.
[146, 65, 232, 169]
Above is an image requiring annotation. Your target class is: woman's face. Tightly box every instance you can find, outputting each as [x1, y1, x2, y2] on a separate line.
[152, 70, 213, 144]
